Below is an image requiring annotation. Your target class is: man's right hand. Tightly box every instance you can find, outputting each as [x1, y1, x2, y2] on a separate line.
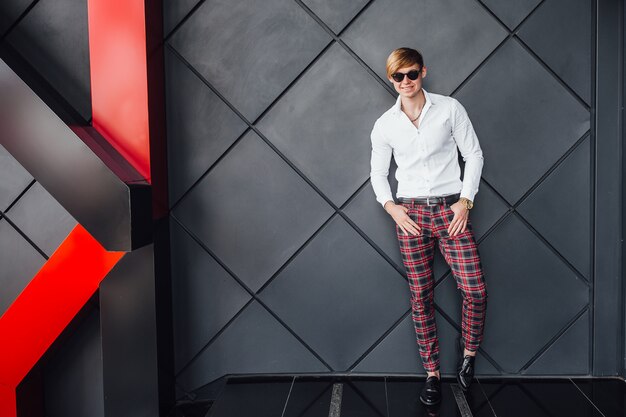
[384, 201, 421, 236]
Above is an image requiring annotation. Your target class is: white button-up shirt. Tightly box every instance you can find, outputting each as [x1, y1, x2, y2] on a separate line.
[369, 88, 484, 208]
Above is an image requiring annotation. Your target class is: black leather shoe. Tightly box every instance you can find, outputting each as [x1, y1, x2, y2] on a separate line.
[456, 336, 475, 391]
[420, 375, 441, 405]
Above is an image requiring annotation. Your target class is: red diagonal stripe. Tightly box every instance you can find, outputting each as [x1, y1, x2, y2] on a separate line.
[0, 225, 122, 389]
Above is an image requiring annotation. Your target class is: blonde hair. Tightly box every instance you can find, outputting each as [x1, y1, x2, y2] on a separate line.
[386, 47, 424, 78]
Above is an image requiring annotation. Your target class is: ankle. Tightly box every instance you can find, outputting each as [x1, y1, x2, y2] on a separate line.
[464, 348, 477, 357]
[426, 370, 440, 379]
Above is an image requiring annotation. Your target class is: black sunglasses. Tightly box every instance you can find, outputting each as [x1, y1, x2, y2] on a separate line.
[391, 68, 422, 82]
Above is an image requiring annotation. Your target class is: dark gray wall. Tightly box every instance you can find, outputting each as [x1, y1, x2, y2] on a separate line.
[0, 144, 77, 318]
[0, 1, 103, 416]
[164, 0, 604, 398]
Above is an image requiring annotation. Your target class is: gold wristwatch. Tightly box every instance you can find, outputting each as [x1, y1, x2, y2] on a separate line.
[458, 197, 474, 210]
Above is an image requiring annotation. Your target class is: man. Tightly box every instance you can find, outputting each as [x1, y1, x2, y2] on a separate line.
[369, 47, 488, 406]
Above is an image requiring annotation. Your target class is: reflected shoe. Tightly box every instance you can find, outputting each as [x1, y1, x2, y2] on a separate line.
[456, 336, 475, 391]
[419, 375, 441, 405]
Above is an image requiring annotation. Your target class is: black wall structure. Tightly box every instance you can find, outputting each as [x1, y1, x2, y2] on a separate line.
[0, 0, 104, 415]
[0, 0, 625, 414]
[163, 0, 624, 401]
[0, 0, 172, 416]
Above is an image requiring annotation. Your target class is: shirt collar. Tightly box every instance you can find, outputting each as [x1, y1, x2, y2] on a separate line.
[393, 87, 433, 116]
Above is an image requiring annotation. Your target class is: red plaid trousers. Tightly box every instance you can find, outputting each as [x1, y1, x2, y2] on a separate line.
[395, 199, 488, 372]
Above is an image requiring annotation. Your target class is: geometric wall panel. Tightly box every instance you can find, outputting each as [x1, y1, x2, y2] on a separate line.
[301, 0, 369, 33]
[517, 136, 591, 279]
[169, 0, 332, 121]
[163, 0, 200, 37]
[0, 144, 32, 212]
[0, 0, 32, 36]
[518, 0, 592, 104]
[455, 178, 510, 243]
[456, 39, 590, 204]
[342, 0, 508, 95]
[477, 214, 588, 373]
[6, 182, 76, 257]
[164, 0, 595, 387]
[352, 314, 422, 374]
[176, 300, 327, 392]
[481, 0, 541, 30]
[169, 219, 252, 373]
[259, 215, 409, 370]
[523, 310, 590, 375]
[258, 43, 394, 206]
[165, 47, 248, 205]
[5, 0, 92, 120]
[172, 131, 334, 292]
[342, 178, 404, 270]
[0, 217, 46, 316]
[353, 311, 500, 376]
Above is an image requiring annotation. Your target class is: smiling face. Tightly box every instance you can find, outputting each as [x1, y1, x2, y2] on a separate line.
[388, 64, 427, 99]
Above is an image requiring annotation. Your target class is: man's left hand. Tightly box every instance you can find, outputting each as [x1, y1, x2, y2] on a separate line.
[447, 201, 469, 236]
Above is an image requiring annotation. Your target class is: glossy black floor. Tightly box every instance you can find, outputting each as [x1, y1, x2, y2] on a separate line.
[169, 375, 626, 417]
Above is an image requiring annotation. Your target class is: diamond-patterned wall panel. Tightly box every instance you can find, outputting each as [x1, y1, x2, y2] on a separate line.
[455, 39, 589, 204]
[4, 0, 92, 120]
[163, 0, 199, 37]
[301, 0, 369, 33]
[172, 130, 334, 292]
[342, 0, 508, 95]
[0, 217, 46, 316]
[169, 218, 252, 373]
[257, 43, 394, 206]
[471, 214, 588, 372]
[517, 135, 591, 279]
[0, 0, 31, 36]
[342, 177, 404, 270]
[0, 144, 32, 211]
[258, 214, 410, 370]
[524, 310, 590, 375]
[481, 0, 541, 30]
[518, 0, 592, 104]
[169, 0, 332, 122]
[7, 182, 76, 257]
[353, 312, 500, 375]
[164, 0, 594, 388]
[176, 300, 328, 392]
[165, 47, 249, 206]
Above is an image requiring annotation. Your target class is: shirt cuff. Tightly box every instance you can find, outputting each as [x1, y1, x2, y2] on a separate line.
[460, 188, 477, 202]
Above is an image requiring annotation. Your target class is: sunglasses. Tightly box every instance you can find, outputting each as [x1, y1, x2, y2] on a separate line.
[391, 68, 422, 82]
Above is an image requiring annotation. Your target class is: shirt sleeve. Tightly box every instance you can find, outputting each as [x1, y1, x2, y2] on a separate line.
[451, 98, 484, 202]
[369, 121, 395, 208]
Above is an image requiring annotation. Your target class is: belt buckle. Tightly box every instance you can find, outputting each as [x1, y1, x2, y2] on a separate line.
[426, 196, 431, 206]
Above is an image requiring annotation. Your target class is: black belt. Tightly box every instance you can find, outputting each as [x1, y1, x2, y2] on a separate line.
[398, 193, 460, 206]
